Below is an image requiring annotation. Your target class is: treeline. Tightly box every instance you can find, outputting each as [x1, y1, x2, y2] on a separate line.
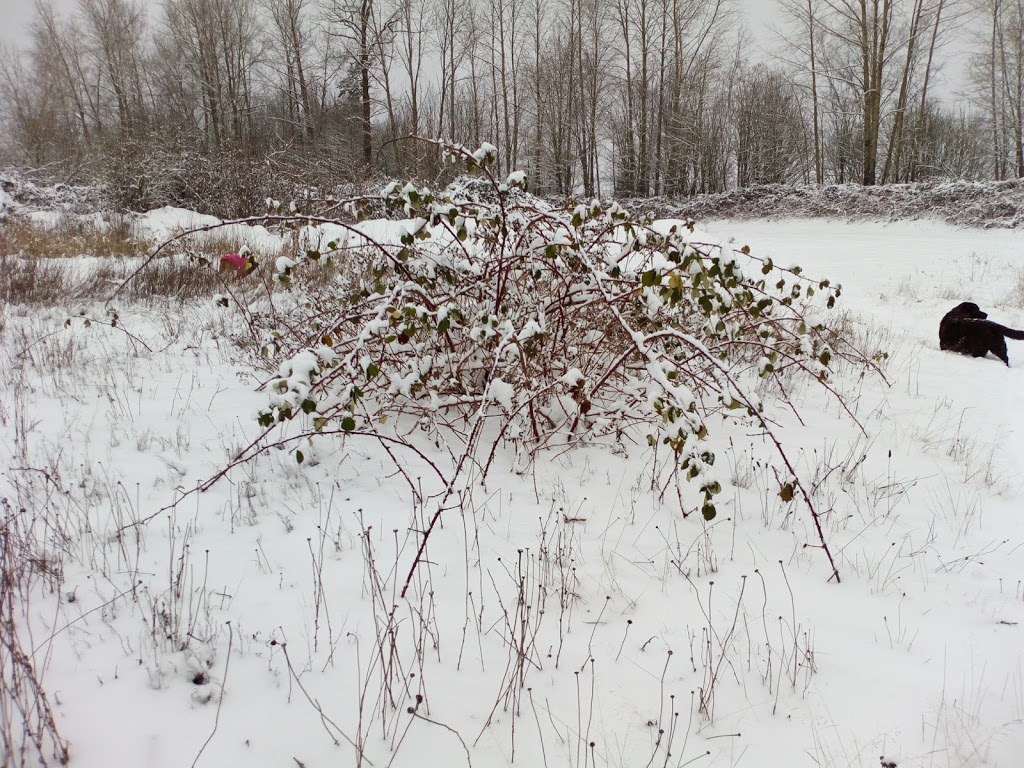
[0, 0, 1022, 214]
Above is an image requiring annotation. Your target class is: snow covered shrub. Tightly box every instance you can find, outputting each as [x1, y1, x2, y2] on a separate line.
[248, 140, 877, 581]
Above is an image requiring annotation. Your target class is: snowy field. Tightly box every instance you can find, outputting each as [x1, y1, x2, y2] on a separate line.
[2, 209, 1024, 768]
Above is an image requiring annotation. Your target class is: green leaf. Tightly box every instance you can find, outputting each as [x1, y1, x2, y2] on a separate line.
[341, 416, 356, 432]
[641, 269, 660, 287]
[438, 318, 450, 334]
[366, 363, 380, 379]
[702, 502, 716, 521]
[301, 398, 317, 414]
[306, 249, 321, 260]
[296, 450, 305, 464]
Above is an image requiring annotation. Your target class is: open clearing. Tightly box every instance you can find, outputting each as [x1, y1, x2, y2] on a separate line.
[2, 213, 1023, 768]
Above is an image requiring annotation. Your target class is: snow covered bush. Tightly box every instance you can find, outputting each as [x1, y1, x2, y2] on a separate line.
[244, 140, 878, 582]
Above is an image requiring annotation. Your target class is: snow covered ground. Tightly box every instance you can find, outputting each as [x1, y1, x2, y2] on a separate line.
[2, 211, 1024, 768]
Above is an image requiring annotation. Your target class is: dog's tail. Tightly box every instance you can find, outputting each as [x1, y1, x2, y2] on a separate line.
[992, 322, 1024, 340]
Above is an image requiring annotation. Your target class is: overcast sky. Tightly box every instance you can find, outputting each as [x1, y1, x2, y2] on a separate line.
[1, 0, 73, 48]
[0, 0, 967, 98]
[0, 0, 781, 53]
[2, 0, 37, 48]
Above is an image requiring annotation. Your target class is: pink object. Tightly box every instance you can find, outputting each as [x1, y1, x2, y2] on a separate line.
[219, 253, 253, 278]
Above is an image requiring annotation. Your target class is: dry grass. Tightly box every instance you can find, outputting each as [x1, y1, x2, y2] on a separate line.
[0, 214, 284, 304]
[77, 258, 224, 302]
[1006, 268, 1024, 308]
[0, 213, 149, 259]
[0, 257, 75, 304]
[1, 254, 276, 304]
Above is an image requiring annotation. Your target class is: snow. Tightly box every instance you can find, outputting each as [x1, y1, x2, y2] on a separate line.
[487, 377, 515, 410]
[2, 209, 1024, 768]
[517, 318, 545, 341]
[136, 205, 222, 241]
[275, 255, 298, 273]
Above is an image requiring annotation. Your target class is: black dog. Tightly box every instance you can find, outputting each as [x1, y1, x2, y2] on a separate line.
[939, 301, 1024, 366]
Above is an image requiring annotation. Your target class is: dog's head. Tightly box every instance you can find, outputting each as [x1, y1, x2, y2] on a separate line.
[949, 301, 987, 320]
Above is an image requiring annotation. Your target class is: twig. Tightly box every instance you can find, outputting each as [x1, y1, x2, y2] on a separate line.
[410, 711, 473, 767]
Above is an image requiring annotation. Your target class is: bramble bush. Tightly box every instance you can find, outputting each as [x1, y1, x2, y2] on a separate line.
[232, 140, 878, 581]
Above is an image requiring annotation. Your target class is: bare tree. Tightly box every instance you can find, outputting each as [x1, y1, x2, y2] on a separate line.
[775, 0, 825, 182]
[263, 0, 323, 142]
[79, 0, 148, 132]
[31, 2, 101, 144]
[162, 0, 264, 149]
[0, 44, 67, 164]
[327, 0, 398, 170]
[735, 68, 806, 185]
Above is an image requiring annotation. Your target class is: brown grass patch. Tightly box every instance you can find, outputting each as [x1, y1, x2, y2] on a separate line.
[0, 213, 151, 259]
[0, 214, 284, 304]
[0, 256, 75, 304]
[1, 254, 260, 304]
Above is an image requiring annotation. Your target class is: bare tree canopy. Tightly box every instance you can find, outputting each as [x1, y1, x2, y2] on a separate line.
[0, 0, 1006, 209]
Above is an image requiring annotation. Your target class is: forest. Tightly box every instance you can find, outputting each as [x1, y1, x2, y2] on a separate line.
[0, 0, 1022, 214]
